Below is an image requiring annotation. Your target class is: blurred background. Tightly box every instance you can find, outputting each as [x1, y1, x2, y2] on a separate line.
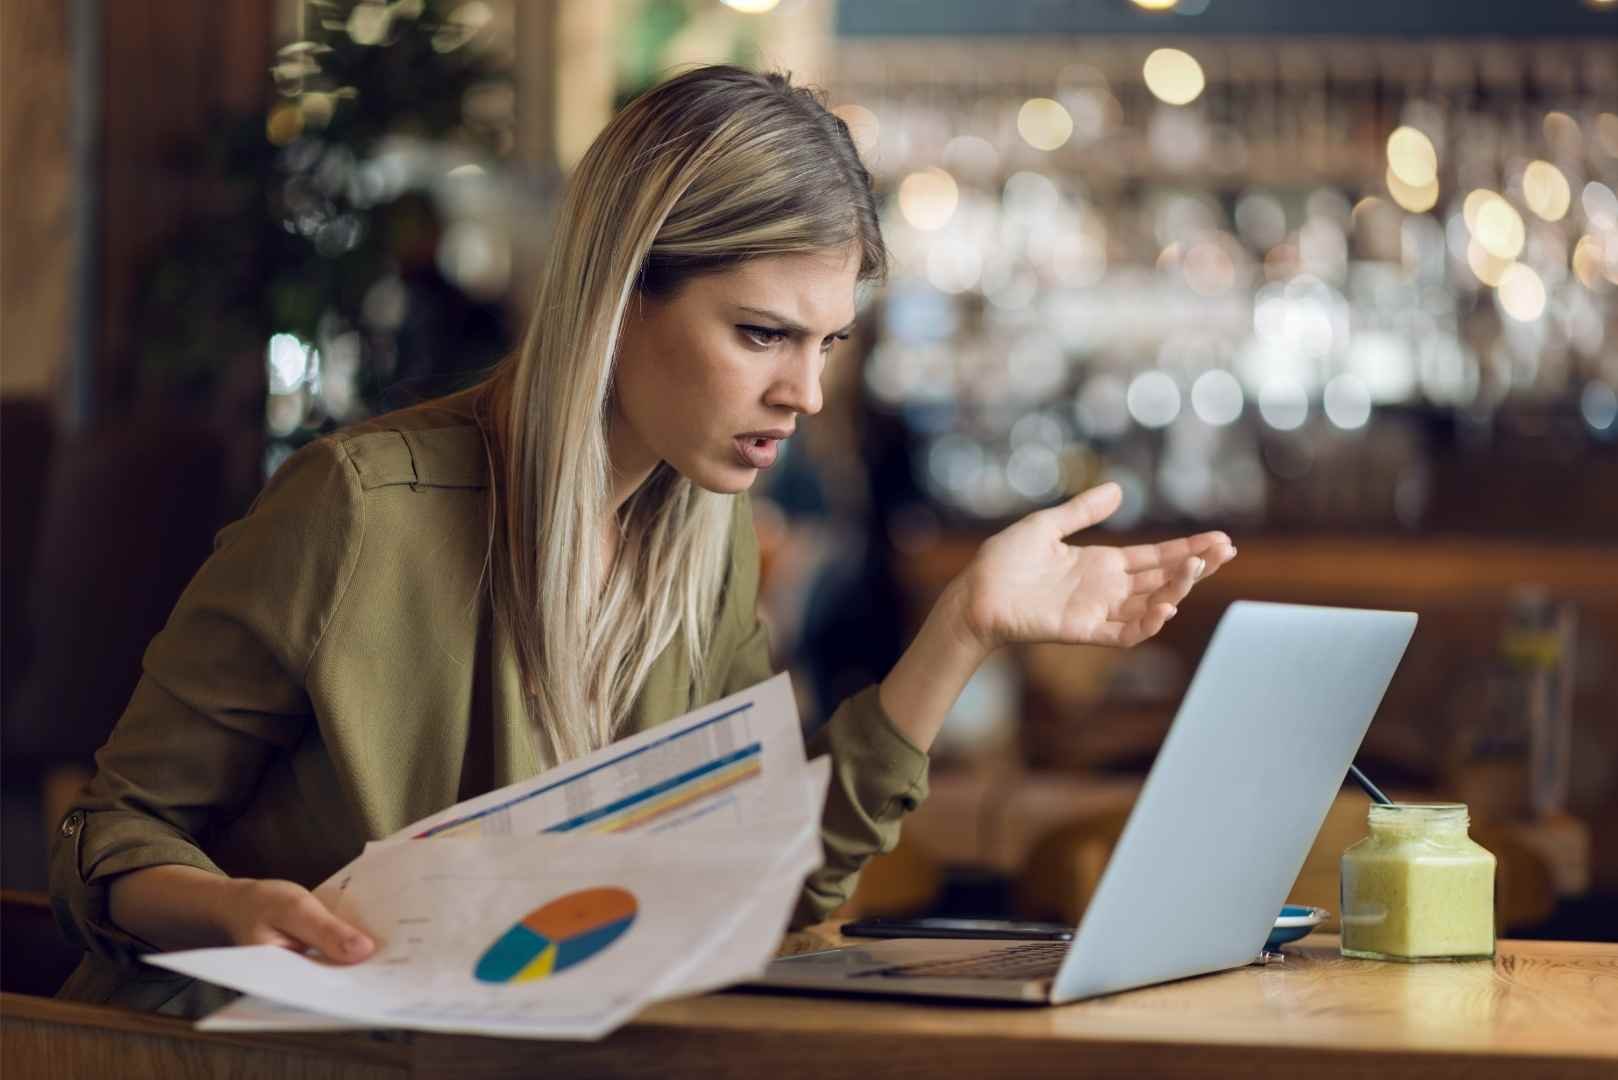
[2, 0, 1616, 986]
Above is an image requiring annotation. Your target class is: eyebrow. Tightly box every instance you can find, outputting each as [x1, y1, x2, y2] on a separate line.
[736, 306, 856, 338]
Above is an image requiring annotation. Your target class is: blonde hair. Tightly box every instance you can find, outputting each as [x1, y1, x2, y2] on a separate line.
[478, 66, 886, 763]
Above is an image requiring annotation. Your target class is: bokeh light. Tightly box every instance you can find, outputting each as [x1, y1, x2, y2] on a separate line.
[1235, 192, 1287, 250]
[1522, 160, 1572, 222]
[1386, 126, 1438, 188]
[1258, 379, 1309, 431]
[1497, 262, 1547, 322]
[1572, 234, 1615, 289]
[347, 2, 392, 45]
[898, 168, 959, 231]
[1582, 380, 1618, 433]
[1323, 373, 1373, 430]
[1466, 240, 1511, 287]
[1190, 369, 1244, 426]
[1127, 371, 1182, 428]
[266, 103, 303, 146]
[1007, 445, 1062, 500]
[1347, 333, 1416, 403]
[1142, 48, 1205, 106]
[1543, 110, 1581, 148]
[1018, 98, 1074, 151]
[1386, 167, 1438, 213]
[1182, 239, 1236, 295]
[1583, 182, 1618, 230]
[1473, 195, 1525, 260]
[267, 333, 313, 395]
[1075, 374, 1131, 439]
[1463, 189, 1496, 230]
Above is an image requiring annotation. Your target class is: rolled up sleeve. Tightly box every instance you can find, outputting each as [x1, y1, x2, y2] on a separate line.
[793, 683, 929, 925]
[715, 496, 930, 928]
[48, 437, 363, 966]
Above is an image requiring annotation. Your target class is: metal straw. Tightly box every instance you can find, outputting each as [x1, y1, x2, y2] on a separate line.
[1347, 763, 1393, 805]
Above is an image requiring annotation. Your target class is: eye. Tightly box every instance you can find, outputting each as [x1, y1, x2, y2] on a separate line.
[822, 332, 852, 354]
[739, 325, 787, 348]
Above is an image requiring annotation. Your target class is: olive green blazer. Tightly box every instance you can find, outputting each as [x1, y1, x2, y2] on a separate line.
[49, 398, 929, 1016]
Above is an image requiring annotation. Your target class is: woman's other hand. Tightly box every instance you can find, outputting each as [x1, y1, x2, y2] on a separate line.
[953, 481, 1237, 652]
[221, 878, 376, 963]
[107, 864, 374, 963]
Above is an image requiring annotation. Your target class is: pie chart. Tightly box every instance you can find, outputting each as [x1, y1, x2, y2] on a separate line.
[474, 886, 638, 984]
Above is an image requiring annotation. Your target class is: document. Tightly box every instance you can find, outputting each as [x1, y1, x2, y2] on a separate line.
[165, 824, 818, 1038]
[160, 675, 831, 1039]
[389, 672, 806, 843]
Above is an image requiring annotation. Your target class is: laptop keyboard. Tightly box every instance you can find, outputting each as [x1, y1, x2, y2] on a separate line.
[855, 942, 1068, 981]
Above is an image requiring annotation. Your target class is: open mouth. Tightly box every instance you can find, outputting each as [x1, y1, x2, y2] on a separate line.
[733, 435, 782, 469]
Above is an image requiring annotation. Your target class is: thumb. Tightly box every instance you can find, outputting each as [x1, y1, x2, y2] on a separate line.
[276, 893, 375, 964]
[1040, 481, 1122, 538]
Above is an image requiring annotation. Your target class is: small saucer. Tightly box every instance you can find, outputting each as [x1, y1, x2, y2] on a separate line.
[1265, 905, 1329, 950]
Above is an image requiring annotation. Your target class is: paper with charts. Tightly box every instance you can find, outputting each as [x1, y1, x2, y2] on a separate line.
[149, 674, 832, 1039]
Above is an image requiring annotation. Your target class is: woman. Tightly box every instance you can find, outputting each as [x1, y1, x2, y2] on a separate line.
[50, 66, 1235, 1015]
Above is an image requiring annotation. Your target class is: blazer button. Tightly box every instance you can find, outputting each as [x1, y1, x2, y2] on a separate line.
[60, 810, 84, 837]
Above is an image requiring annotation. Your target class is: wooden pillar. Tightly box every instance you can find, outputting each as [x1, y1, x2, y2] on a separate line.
[94, 0, 276, 417]
[0, 0, 75, 402]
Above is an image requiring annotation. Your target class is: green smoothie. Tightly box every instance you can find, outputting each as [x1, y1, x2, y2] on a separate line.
[1339, 803, 1495, 962]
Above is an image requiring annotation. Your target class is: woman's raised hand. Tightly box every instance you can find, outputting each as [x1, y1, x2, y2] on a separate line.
[954, 482, 1237, 652]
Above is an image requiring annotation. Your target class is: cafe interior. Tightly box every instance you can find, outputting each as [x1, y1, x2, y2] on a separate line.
[2, 0, 1616, 1072]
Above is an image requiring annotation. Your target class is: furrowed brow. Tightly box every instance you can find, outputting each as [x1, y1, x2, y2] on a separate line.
[737, 306, 856, 338]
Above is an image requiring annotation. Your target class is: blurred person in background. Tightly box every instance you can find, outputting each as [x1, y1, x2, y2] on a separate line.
[371, 191, 513, 410]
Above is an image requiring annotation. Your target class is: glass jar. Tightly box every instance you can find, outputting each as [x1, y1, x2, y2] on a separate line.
[1339, 803, 1496, 962]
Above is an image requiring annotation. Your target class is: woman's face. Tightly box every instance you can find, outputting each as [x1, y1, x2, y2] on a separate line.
[610, 246, 859, 499]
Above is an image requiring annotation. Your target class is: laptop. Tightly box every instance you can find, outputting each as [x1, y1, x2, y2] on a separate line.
[752, 601, 1417, 1004]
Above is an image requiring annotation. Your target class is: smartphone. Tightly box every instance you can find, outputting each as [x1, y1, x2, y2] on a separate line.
[840, 916, 1073, 942]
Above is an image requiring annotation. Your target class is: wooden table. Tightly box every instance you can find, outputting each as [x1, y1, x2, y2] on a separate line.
[4, 933, 1616, 1078]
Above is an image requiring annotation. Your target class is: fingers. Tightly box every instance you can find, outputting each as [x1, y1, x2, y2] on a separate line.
[1200, 542, 1238, 578]
[281, 894, 374, 964]
[1119, 561, 1200, 617]
[1109, 538, 1241, 637]
[1094, 602, 1178, 646]
[1121, 531, 1233, 571]
[1117, 588, 1179, 622]
[1126, 566, 1174, 594]
[1125, 541, 1236, 596]
[1038, 482, 1122, 538]
[241, 880, 375, 964]
[1167, 553, 1203, 603]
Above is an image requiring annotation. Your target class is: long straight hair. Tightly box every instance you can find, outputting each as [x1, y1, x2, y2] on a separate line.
[477, 66, 887, 764]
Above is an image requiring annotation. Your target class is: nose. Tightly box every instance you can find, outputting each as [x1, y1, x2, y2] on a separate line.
[764, 345, 824, 417]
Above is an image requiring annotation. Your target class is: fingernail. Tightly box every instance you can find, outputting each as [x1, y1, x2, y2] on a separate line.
[1191, 557, 1206, 580]
[345, 935, 369, 955]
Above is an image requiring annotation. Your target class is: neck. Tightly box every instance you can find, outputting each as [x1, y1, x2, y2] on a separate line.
[605, 402, 660, 517]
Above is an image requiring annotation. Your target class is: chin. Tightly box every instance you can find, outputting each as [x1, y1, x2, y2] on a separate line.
[672, 458, 759, 496]
[697, 470, 759, 495]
